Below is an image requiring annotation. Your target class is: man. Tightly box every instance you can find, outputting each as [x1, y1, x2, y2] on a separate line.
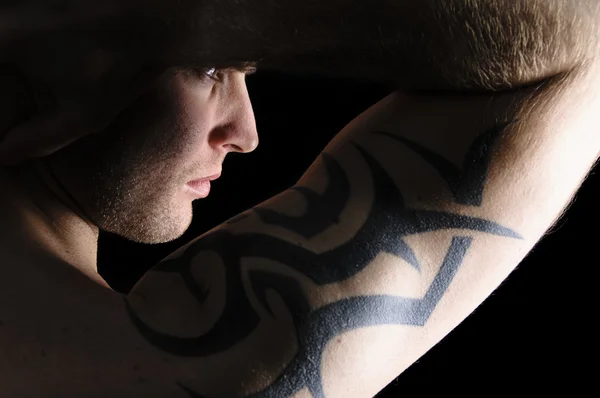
[0, 1, 599, 397]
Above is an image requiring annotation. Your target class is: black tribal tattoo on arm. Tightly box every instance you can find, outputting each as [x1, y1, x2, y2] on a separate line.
[124, 121, 521, 398]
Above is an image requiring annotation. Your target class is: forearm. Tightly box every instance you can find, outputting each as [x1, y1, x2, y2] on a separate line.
[5, 1, 598, 90]
[169, 0, 600, 90]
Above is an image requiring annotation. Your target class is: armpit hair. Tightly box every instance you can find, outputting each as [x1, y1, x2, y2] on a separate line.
[424, 0, 600, 89]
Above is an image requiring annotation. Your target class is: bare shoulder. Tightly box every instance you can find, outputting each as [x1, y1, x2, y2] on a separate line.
[0, 248, 188, 398]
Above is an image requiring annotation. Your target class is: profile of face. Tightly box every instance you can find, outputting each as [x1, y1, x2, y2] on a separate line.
[44, 67, 259, 244]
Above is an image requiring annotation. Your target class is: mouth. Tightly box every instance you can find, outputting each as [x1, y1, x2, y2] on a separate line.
[185, 173, 221, 199]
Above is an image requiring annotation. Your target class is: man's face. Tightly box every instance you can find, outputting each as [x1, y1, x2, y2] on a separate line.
[45, 67, 258, 244]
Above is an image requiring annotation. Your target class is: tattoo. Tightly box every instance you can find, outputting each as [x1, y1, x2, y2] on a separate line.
[374, 122, 510, 206]
[123, 124, 521, 397]
[254, 154, 349, 238]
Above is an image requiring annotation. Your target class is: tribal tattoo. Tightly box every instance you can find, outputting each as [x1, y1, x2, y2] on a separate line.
[123, 123, 521, 397]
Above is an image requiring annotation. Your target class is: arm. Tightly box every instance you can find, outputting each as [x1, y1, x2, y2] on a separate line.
[118, 64, 600, 397]
[168, 0, 600, 91]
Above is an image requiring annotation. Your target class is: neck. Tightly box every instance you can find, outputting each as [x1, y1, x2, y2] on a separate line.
[0, 159, 109, 289]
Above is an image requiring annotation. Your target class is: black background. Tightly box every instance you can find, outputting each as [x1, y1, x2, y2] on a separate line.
[99, 71, 595, 396]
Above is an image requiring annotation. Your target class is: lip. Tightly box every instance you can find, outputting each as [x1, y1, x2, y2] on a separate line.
[185, 173, 221, 198]
[203, 173, 221, 181]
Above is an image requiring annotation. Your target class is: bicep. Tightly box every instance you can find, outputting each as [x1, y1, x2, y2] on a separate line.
[122, 65, 600, 397]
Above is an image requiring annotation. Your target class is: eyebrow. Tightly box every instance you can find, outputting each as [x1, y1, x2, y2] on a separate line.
[244, 66, 258, 75]
[237, 65, 257, 75]
[218, 63, 258, 76]
[231, 61, 258, 75]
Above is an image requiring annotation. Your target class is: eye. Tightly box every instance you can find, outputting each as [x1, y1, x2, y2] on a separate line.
[201, 67, 220, 82]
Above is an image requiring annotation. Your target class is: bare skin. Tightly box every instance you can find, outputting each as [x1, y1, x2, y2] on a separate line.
[0, 1, 599, 397]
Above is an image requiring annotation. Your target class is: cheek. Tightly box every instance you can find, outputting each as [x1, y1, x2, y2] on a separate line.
[121, 84, 212, 167]
[169, 80, 216, 154]
[170, 101, 213, 157]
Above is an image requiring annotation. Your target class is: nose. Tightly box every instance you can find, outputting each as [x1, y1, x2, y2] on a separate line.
[209, 73, 259, 154]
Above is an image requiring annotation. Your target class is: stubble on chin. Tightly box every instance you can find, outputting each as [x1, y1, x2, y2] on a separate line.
[91, 168, 193, 244]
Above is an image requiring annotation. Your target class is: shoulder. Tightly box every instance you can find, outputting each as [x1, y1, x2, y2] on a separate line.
[0, 249, 186, 398]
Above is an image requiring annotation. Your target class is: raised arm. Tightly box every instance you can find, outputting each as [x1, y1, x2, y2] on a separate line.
[168, 0, 600, 90]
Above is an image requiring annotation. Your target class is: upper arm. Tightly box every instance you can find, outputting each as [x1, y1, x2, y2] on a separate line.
[114, 61, 600, 397]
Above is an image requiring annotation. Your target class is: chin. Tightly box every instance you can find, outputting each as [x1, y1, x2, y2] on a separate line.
[132, 226, 189, 244]
[142, 210, 193, 245]
[102, 200, 194, 245]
